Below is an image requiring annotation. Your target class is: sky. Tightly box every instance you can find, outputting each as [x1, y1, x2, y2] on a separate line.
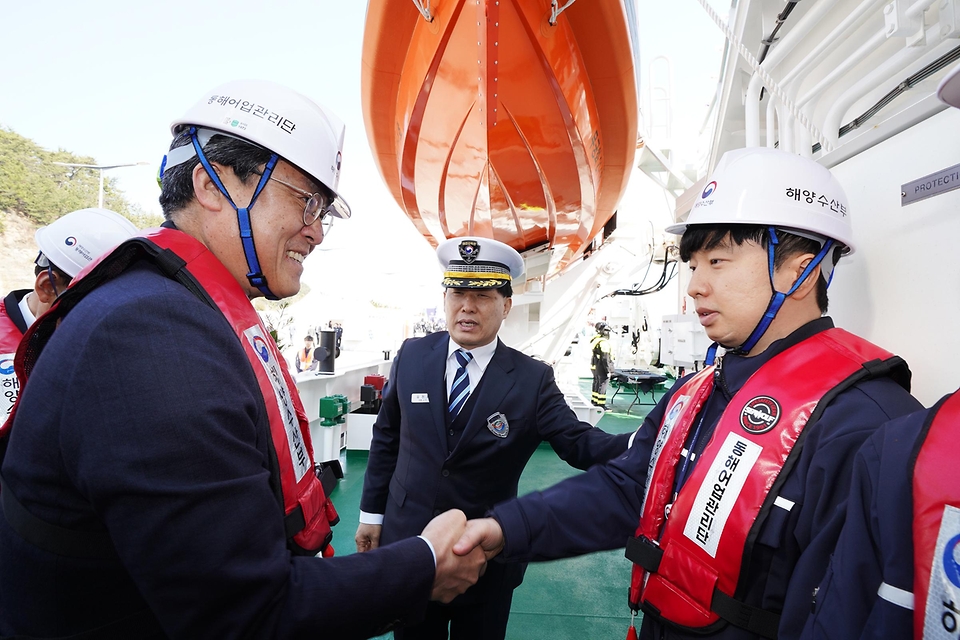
[0, 0, 724, 320]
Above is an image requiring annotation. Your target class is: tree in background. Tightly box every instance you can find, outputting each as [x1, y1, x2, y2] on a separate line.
[253, 284, 312, 356]
[0, 127, 161, 231]
[0, 126, 163, 291]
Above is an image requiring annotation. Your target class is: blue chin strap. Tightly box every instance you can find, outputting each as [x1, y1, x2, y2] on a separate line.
[733, 226, 836, 357]
[188, 126, 282, 300]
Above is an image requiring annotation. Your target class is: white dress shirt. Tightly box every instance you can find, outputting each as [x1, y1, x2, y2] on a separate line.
[359, 337, 499, 527]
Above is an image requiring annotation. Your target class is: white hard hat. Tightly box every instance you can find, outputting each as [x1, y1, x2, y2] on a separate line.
[35, 208, 139, 278]
[167, 79, 351, 219]
[666, 147, 855, 255]
[937, 63, 960, 109]
[437, 236, 525, 289]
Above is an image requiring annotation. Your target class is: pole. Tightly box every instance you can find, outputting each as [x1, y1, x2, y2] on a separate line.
[51, 161, 149, 209]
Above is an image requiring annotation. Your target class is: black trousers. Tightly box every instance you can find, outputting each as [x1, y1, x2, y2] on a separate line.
[591, 370, 608, 406]
[394, 563, 515, 640]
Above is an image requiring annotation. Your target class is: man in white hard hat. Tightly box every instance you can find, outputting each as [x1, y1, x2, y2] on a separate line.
[356, 236, 631, 640]
[454, 147, 922, 640]
[797, 63, 960, 640]
[0, 207, 137, 419]
[0, 80, 486, 639]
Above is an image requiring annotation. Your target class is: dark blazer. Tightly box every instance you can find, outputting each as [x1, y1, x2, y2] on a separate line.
[0, 263, 435, 640]
[361, 331, 630, 588]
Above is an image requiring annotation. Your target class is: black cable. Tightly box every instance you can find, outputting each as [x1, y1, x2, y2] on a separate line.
[758, 2, 799, 101]
[811, 44, 960, 153]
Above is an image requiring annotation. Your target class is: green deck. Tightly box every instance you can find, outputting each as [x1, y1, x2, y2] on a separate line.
[330, 377, 668, 639]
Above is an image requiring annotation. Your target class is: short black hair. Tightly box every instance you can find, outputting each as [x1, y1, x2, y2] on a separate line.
[159, 130, 274, 218]
[679, 224, 839, 313]
[304, 335, 314, 342]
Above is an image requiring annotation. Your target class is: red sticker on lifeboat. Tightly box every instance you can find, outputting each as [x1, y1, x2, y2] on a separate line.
[740, 396, 781, 434]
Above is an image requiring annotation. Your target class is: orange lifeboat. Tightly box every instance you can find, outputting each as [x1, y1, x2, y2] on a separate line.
[361, 0, 638, 275]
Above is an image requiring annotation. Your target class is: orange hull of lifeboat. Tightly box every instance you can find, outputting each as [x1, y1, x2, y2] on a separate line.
[361, 0, 638, 274]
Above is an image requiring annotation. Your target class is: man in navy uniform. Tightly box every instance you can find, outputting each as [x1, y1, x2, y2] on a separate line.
[356, 236, 630, 640]
[454, 148, 922, 640]
[798, 63, 960, 640]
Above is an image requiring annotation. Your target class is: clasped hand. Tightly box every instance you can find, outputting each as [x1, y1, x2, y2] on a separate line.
[355, 512, 506, 603]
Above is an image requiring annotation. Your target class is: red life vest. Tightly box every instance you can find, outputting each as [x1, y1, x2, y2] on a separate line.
[626, 328, 908, 638]
[0, 301, 25, 353]
[912, 392, 960, 639]
[3, 227, 339, 556]
[0, 293, 28, 422]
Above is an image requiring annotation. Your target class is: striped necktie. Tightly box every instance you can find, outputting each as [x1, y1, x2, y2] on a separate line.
[448, 349, 474, 416]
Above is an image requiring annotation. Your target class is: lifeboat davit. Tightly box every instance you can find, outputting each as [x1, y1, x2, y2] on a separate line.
[361, 0, 639, 276]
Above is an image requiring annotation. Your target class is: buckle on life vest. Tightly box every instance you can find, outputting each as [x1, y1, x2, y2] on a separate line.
[711, 588, 781, 639]
[317, 459, 344, 496]
[625, 535, 663, 572]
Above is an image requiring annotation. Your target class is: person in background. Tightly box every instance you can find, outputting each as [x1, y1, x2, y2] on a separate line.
[797, 61, 960, 640]
[590, 320, 613, 407]
[295, 334, 318, 372]
[356, 236, 631, 640]
[0, 79, 486, 639]
[0, 207, 137, 419]
[454, 147, 922, 640]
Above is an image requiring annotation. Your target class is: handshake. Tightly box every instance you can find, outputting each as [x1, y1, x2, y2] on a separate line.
[355, 511, 505, 602]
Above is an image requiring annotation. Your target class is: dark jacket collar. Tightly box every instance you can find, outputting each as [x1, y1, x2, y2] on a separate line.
[3, 289, 32, 334]
[718, 316, 835, 397]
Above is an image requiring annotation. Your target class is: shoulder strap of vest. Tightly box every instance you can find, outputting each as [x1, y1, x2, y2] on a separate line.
[16, 236, 217, 384]
[2, 233, 224, 558]
[0, 470, 114, 559]
[742, 330, 909, 558]
[728, 329, 909, 635]
[2, 290, 29, 335]
[732, 329, 908, 636]
[627, 328, 910, 638]
[909, 391, 960, 639]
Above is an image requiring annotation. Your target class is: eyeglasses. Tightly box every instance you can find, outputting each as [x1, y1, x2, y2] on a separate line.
[265, 175, 334, 233]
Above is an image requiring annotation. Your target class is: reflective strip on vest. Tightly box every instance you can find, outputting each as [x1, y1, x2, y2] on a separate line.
[298, 348, 314, 370]
[630, 328, 900, 634]
[914, 392, 960, 639]
[243, 326, 311, 482]
[877, 582, 914, 610]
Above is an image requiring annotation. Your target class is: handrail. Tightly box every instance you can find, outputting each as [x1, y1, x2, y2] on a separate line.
[697, 0, 832, 151]
[822, 22, 949, 147]
[744, 0, 837, 146]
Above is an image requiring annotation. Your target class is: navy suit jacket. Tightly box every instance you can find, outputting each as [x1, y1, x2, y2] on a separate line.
[361, 331, 630, 587]
[0, 262, 435, 639]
